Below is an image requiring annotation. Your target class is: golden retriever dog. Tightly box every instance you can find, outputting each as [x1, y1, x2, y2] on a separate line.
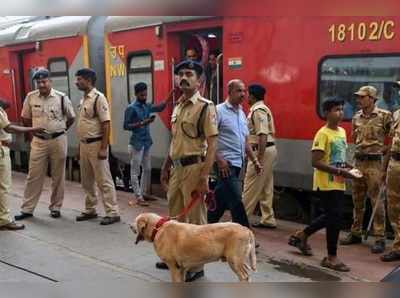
[130, 212, 257, 282]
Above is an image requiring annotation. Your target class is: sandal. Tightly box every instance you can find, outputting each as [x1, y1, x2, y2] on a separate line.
[320, 257, 350, 272]
[288, 235, 313, 256]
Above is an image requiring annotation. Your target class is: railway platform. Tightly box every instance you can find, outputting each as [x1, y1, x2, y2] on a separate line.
[0, 172, 397, 284]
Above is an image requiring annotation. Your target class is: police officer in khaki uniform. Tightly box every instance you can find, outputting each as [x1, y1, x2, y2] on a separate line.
[381, 80, 400, 262]
[243, 84, 278, 228]
[0, 100, 44, 230]
[341, 86, 392, 254]
[15, 69, 75, 220]
[74, 68, 120, 225]
[158, 60, 218, 282]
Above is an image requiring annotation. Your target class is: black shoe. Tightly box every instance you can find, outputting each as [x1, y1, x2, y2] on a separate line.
[155, 262, 169, 270]
[371, 240, 385, 254]
[252, 222, 277, 229]
[255, 242, 260, 248]
[76, 213, 98, 222]
[340, 233, 362, 245]
[185, 270, 204, 282]
[0, 222, 25, 230]
[50, 210, 61, 218]
[381, 251, 400, 262]
[100, 216, 121, 225]
[14, 213, 33, 221]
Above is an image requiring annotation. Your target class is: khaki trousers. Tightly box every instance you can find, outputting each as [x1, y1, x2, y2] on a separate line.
[167, 162, 207, 273]
[386, 159, 400, 251]
[243, 145, 278, 226]
[80, 142, 119, 216]
[21, 135, 67, 213]
[0, 147, 12, 226]
[351, 159, 385, 239]
[167, 162, 207, 225]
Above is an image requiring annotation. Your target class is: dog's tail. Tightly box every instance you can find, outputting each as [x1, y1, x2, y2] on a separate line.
[249, 230, 257, 272]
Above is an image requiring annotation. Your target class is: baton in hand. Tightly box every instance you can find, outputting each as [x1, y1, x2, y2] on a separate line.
[364, 186, 386, 241]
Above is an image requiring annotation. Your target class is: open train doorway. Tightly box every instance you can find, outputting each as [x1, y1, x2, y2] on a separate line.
[176, 27, 223, 104]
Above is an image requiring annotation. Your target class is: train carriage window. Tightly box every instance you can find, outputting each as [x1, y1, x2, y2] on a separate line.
[318, 55, 400, 120]
[48, 58, 70, 97]
[127, 53, 153, 104]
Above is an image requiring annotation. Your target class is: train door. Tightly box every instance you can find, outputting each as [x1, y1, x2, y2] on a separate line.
[169, 27, 223, 104]
[6, 44, 37, 170]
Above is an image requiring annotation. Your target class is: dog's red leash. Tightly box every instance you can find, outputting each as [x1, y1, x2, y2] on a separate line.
[150, 191, 216, 241]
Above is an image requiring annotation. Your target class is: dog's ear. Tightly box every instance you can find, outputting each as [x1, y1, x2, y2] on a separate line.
[135, 217, 147, 244]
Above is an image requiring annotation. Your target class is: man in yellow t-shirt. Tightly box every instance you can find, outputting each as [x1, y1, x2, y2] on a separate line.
[288, 97, 359, 272]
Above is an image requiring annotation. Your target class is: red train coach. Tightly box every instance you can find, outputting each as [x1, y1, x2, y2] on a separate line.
[0, 16, 399, 200]
[0, 16, 106, 172]
[104, 16, 400, 192]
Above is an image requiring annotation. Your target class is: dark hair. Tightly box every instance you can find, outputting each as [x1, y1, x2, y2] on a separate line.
[75, 68, 97, 85]
[323, 97, 344, 112]
[248, 84, 266, 102]
[0, 99, 10, 110]
[185, 47, 198, 54]
[134, 82, 147, 94]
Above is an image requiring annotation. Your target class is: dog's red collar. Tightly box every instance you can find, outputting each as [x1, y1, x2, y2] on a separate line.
[151, 217, 170, 242]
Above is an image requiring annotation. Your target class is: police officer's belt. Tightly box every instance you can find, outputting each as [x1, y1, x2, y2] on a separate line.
[251, 142, 275, 151]
[172, 155, 205, 167]
[34, 131, 65, 140]
[80, 136, 103, 144]
[354, 153, 382, 161]
[391, 152, 400, 161]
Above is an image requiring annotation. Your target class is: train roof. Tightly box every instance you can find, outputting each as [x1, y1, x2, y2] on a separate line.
[105, 16, 212, 33]
[0, 16, 91, 47]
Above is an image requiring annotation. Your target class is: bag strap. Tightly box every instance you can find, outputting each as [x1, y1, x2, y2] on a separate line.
[93, 94, 100, 118]
[61, 96, 65, 117]
[197, 102, 209, 137]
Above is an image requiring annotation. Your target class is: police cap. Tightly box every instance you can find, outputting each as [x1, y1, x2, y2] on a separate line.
[248, 84, 266, 101]
[174, 60, 203, 76]
[354, 86, 377, 99]
[32, 69, 50, 80]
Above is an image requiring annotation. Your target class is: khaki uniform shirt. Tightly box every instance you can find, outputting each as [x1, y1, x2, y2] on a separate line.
[0, 107, 11, 147]
[77, 88, 111, 139]
[389, 114, 400, 153]
[352, 107, 392, 154]
[169, 91, 218, 160]
[247, 101, 275, 144]
[21, 88, 75, 134]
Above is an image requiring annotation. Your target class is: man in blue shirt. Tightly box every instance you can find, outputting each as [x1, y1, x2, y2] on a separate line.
[123, 82, 172, 206]
[207, 79, 262, 227]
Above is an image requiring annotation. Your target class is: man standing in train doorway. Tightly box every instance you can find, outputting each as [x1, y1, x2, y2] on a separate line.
[74, 68, 120, 225]
[123, 82, 173, 206]
[0, 99, 44, 230]
[158, 60, 218, 282]
[340, 86, 392, 254]
[15, 69, 76, 221]
[242, 84, 278, 229]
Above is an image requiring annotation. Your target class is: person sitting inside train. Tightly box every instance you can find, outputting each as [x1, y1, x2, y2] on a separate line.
[123, 82, 174, 206]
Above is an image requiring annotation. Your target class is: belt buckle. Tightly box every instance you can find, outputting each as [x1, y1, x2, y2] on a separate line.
[173, 159, 182, 167]
[38, 133, 51, 140]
